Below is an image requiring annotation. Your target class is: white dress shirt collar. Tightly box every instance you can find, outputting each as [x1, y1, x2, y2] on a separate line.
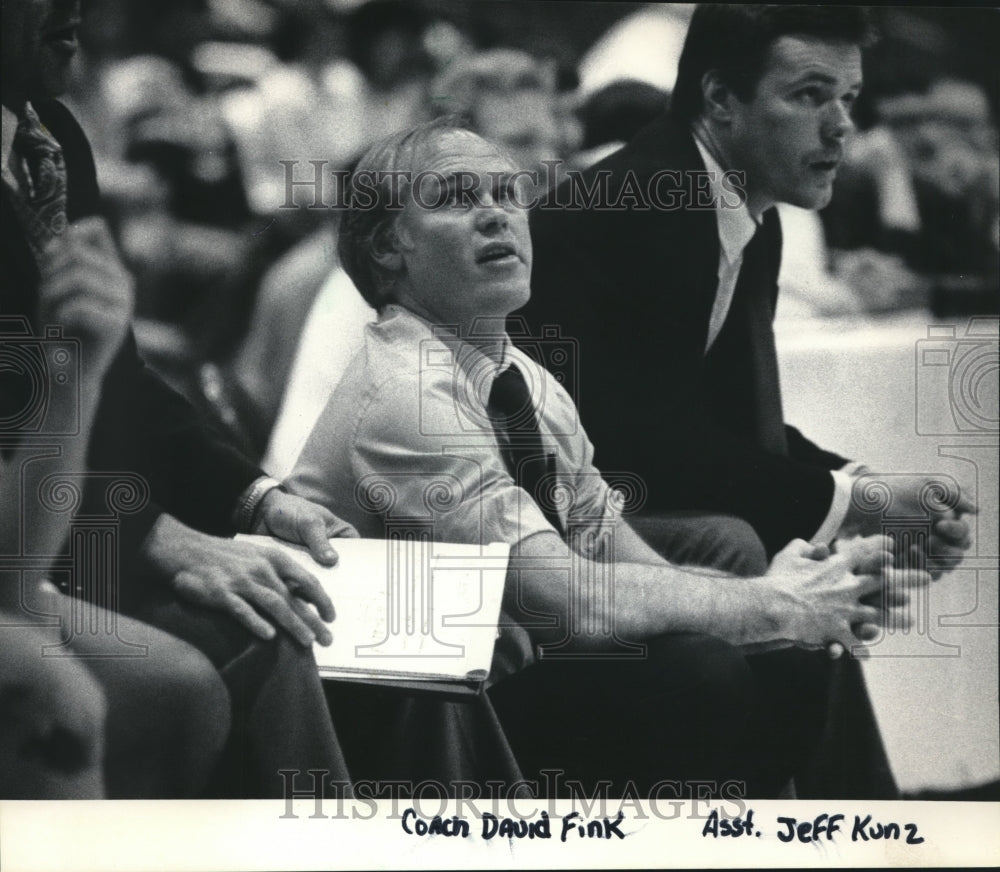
[380, 303, 515, 404]
[692, 130, 759, 265]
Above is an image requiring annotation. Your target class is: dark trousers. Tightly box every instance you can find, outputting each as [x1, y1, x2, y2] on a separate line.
[490, 512, 897, 799]
[128, 589, 352, 798]
[322, 681, 527, 794]
[489, 632, 835, 798]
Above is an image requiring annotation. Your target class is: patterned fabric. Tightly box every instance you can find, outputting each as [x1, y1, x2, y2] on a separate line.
[11, 104, 68, 257]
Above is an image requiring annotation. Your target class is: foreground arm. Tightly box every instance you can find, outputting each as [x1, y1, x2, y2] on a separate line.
[2, 219, 133, 609]
[507, 530, 908, 653]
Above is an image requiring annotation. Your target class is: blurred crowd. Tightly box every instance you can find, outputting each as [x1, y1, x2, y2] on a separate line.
[60, 0, 999, 465]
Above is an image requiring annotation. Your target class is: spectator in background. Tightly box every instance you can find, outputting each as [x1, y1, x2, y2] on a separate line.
[342, 0, 452, 146]
[571, 78, 670, 169]
[822, 77, 999, 313]
[429, 48, 569, 189]
[79, 0, 291, 403]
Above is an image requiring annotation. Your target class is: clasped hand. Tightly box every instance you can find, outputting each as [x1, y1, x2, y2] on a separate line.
[766, 535, 931, 657]
[842, 473, 976, 579]
[143, 492, 358, 646]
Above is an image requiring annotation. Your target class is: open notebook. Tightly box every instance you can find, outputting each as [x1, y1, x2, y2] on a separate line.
[235, 536, 510, 694]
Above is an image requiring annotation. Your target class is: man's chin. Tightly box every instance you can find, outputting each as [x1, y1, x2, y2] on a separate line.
[788, 186, 835, 212]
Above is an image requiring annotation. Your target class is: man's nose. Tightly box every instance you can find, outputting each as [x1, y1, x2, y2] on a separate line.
[822, 100, 855, 141]
[474, 195, 509, 233]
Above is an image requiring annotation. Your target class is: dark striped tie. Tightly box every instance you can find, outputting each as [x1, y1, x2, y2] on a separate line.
[487, 364, 565, 536]
[12, 104, 68, 257]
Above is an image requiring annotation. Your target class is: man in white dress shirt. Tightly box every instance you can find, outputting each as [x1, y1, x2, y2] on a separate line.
[288, 118, 923, 797]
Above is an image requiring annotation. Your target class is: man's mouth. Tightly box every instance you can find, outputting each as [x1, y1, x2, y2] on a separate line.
[808, 156, 841, 173]
[476, 241, 519, 265]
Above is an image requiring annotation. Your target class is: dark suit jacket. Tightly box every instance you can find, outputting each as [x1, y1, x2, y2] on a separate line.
[1, 99, 261, 588]
[523, 112, 846, 554]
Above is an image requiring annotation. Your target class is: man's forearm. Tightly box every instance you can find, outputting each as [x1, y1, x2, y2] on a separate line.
[508, 531, 781, 651]
[509, 531, 881, 653]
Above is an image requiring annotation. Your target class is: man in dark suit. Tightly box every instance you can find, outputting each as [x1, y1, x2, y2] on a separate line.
[518, 4, 976, 798]
[1, 0, 354, 797]
[525, 5, 975, 566]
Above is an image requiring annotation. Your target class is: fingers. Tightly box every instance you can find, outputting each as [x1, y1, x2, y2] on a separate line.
[299, 512, 339, 566]
[877, 584, 912, 608]
[857, 567, 929, 609]
[255, 492, 358, 563]
[174, 569, 277, 642]
[328, 516, 361, 539]
[953, 492, 978, 516]
[884, 566, 931, 588]
[778, 538, 814, 558]
[803, 542, 831, 561]
[852, 548, 891, 576]
[219, 591, 278, 642]
[828, 611, 880, 657]
[827, 621, 880, 660]
[769, 538, 825, 573]
[173, 557, 329, 647]
[239, 578, 317, 648]
[850, 571, 884, 599]
[927, 546, 968, 580]
[836, 534, 892, 572]
[39, 220, 134, 349]
[289, 596, 333, 647]
[267, 550, 335, 622]
[43, 217, 124, 276]
[853, 621, 881, 642]
[71, 216, 119, 255]
[933, 518, 972, 548]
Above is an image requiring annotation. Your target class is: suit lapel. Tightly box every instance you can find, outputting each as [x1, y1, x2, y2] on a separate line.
[629, 116, 721, 343]
[706, 209, 787, 454]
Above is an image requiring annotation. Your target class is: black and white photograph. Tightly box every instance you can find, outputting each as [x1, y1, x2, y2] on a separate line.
[1, 1, 998, 869]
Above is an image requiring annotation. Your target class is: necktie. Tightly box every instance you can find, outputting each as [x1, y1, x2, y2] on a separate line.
[487, 364, 565, 536]
[737, 220, 789, 455]
[12, 104, 68, 256]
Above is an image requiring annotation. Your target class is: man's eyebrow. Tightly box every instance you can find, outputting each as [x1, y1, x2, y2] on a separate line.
[440, 170, 485, 184]
[788, 71, 862, 91]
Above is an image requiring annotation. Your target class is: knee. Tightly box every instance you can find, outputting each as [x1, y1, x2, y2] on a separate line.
[175, 647, 231, 750]
[679, 634, 752, 692]
[142, 637, 231, 763]
[647, 633, 756, 717]
[708, 517, 768, 577]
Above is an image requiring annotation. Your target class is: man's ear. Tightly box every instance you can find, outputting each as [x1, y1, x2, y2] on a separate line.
[372, 222, 404, 273]
[700, 70, 737, 124]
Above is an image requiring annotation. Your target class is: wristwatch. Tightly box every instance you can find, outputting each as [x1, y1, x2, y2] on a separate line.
[233, 475, 285, 532]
